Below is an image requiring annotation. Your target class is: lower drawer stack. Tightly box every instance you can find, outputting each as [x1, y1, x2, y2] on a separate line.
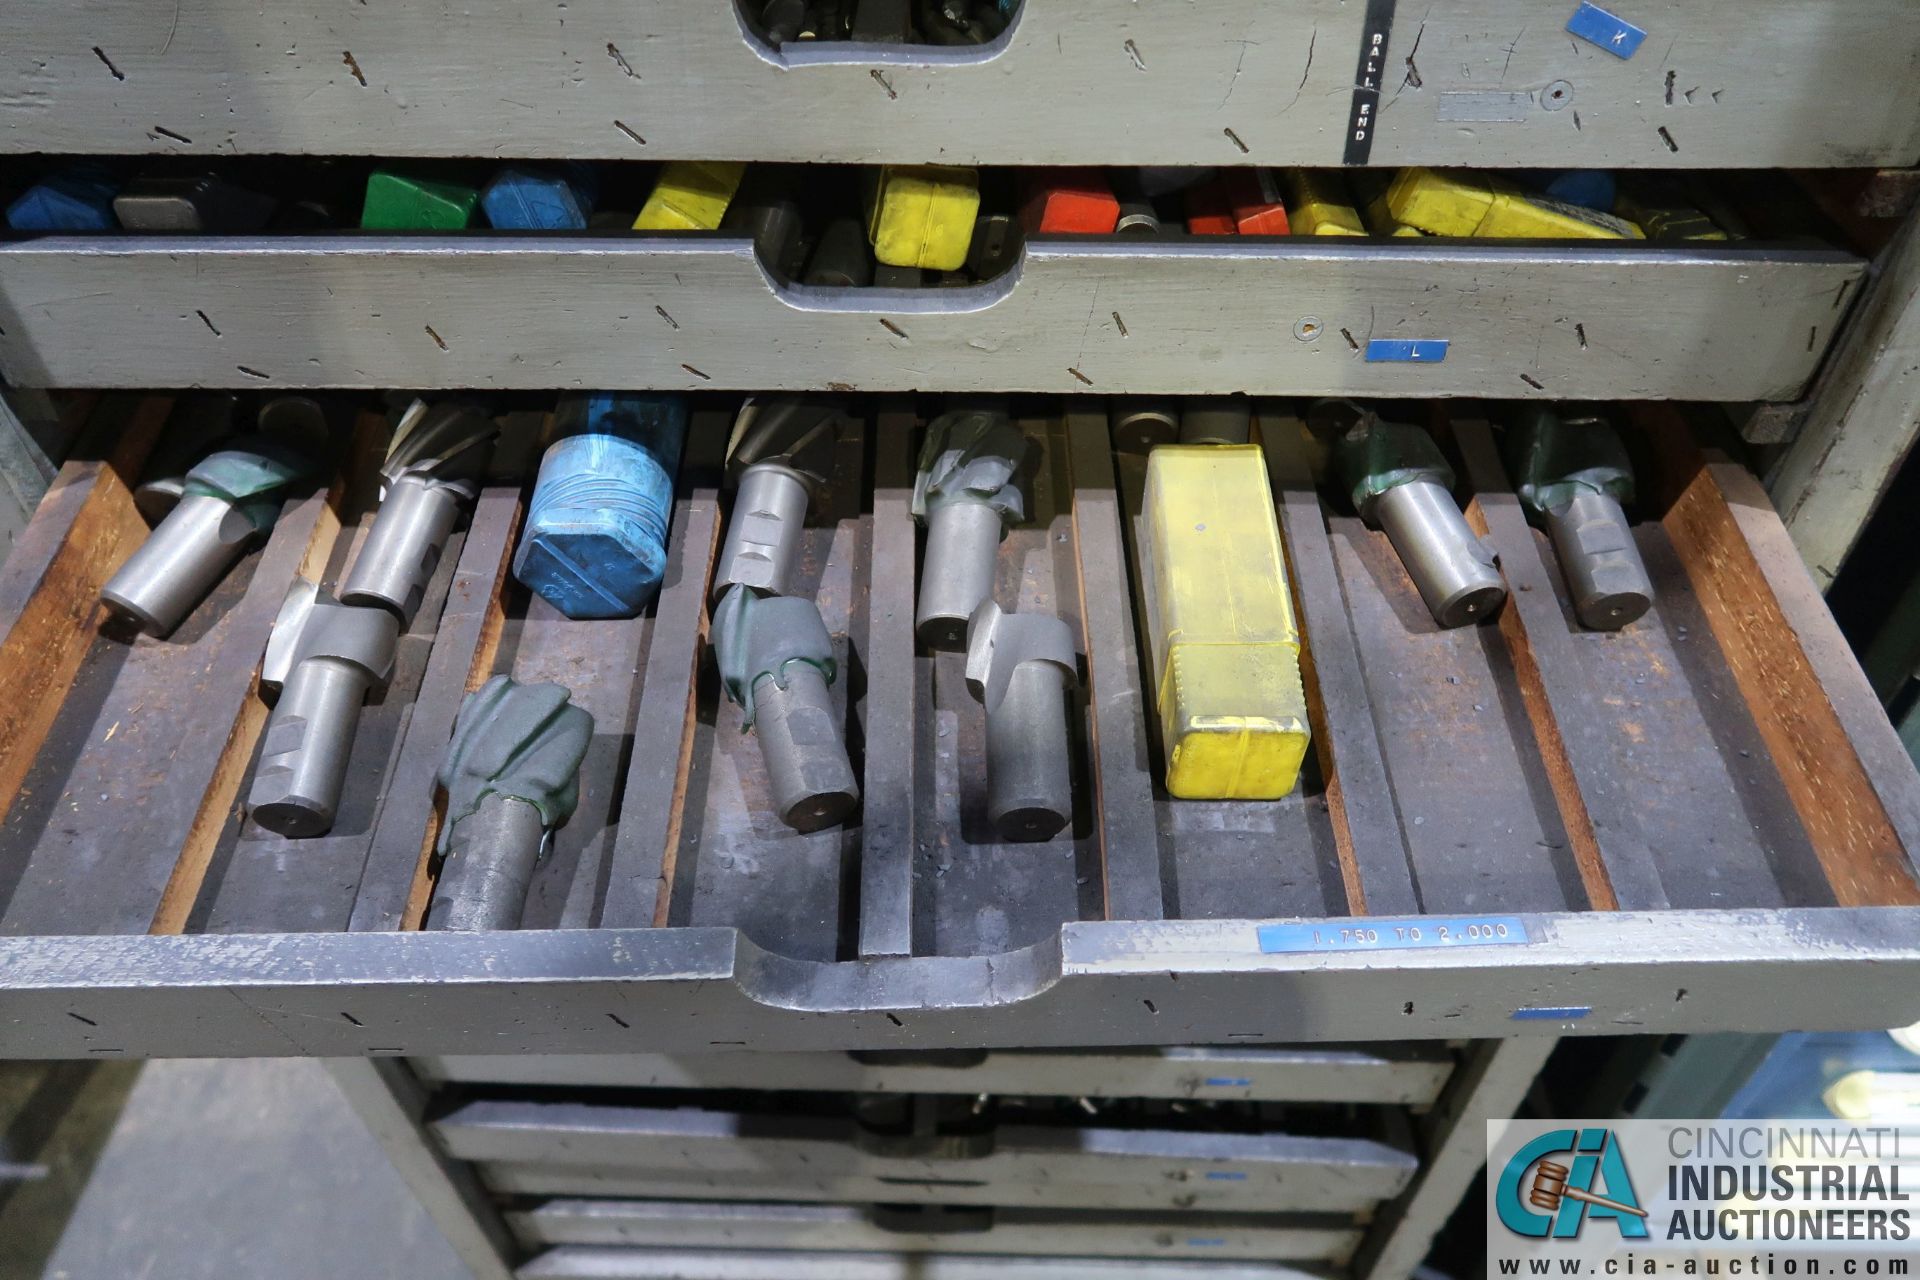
[416, 1043, 1451, 1278]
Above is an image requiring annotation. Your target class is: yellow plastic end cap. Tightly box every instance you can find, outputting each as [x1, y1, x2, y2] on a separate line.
[1162, 645, 1312, 800]
[634, 161, 747, 232]
[1282, 171, 1367, 237]
[868, 165, 981, 271]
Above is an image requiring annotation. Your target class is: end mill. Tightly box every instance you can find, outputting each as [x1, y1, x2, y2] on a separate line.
[911, 409, 1030, 650]
[965, 601, 1079, 842]
[713, 585, 860, 833]
[1510, 406, 1654, 630]
[1320, 398, 1507, 629]
[247, 579, 400, 838]
[340, 399, 497, 624]
[102, 431, 317, 637]
[714, 397, 845, 600]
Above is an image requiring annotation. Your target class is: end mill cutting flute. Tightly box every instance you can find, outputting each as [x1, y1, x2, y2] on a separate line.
[713, 585, 860, 833]
[912, 409, 1030, 650]
[247, 580, 400, 838]
[965, 601, 1078, 842]
[101, 432, 317, 637]
[427, 676, 594, 932]
[1509, 406, 1654, 630]
[714, 398, 845, 599]
[1319, 398, 1508, 629]
[341, 399, 497, 624]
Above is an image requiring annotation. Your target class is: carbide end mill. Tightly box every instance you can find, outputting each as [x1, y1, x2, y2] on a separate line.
[714, 398, 844, 600]
[713, 585, 860, 833]
[247, 579, 400, 838]
[427, 676, 594, 932]
[1510, 407, 1654, 631]
[102, 434, 316, 637]
[1320, 398, 1508, 629]
[340, 399, 497, 624]
[911, 409, 1030, 650]
[965, 601, 1079, 842]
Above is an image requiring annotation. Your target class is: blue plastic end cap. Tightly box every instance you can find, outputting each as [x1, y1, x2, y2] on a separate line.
[480, 166, 598, 231]
[6, 171, 119, 232]
[1542, 170, 1617, 214]
[513, 521, 672, 619]
[512, 432, 680, 619]
[582, 392, 690, 451]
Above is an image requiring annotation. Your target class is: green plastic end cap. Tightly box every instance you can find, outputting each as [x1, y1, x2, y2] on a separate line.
[361, 170, 480, 231]
[711, 585, 838, 729]
[435, 675, 595, 851]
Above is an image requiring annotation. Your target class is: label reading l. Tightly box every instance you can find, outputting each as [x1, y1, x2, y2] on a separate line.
[1258, 916, 1531, 953]
[1366, 338, 1449, 363]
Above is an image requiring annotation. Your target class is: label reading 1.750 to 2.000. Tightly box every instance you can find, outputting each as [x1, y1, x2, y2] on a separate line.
[1257, 916, 1531, 954]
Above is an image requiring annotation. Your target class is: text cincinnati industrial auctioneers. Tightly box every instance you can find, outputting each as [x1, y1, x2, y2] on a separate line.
[1491, 1122, 1920, 1269]
[1661, 1127, 1912, 1244]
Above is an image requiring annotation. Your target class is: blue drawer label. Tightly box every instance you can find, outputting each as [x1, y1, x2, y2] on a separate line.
[1566, 2, 1647, 58]
[1512, 1005, 1592, 1021]
[1258, 916, 1531, 954]
[1365, 338, 1449, 363]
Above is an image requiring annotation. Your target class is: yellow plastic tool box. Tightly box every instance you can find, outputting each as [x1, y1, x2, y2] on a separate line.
[1139, 444, 1311, 800]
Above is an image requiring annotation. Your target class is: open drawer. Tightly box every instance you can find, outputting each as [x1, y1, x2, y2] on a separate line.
[0, 235, 1865, 401]
[1, 393, 1917, 1058]
[4, 0, 1918, 169]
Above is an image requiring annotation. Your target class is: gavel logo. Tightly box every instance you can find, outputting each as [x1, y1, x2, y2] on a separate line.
[1528, 1159, 1650, 1220]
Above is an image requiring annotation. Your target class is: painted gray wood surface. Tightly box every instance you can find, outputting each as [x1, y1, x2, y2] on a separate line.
[1771, 210, 1920, 589]
[507, 1199, 1360, 1261]
[0, 236, 1863, 400]
[4, 1, 1917, 167]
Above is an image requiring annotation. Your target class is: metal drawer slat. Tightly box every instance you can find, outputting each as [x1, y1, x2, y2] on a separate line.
[518, 1244, 1330, 1280]
[508, 1198, 1361, 1263]
[0, 238, 1863, 402]
[7, 0, 1918, 169]
[411, 1044, 1456, 1106]
[435, 1098, 1417, 1214]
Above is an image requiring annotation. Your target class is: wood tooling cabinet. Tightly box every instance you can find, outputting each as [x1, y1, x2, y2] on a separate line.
[4, 3, 1920, 1278]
